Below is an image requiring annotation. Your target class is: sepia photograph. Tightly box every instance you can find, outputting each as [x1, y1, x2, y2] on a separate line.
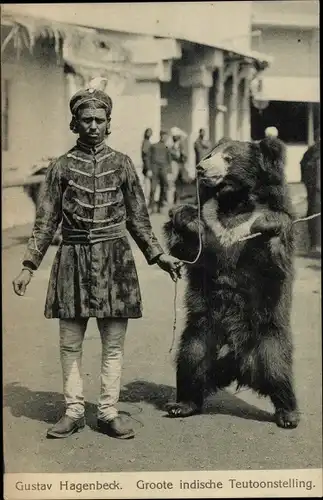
[2, 1, 321, 498]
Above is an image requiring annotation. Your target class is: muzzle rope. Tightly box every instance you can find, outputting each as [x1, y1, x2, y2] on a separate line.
[169, 176, 321, 353]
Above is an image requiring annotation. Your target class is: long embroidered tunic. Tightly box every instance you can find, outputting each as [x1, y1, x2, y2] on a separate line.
[23, 140, 164, 319]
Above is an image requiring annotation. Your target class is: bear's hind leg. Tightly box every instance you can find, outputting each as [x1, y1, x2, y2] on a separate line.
[167, 328, 208, 418]
[247, 333, 300, 429]
[270, 381, 299, 429]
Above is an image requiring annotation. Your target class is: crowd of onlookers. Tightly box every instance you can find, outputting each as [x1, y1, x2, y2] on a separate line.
[140, 127, 213, 213]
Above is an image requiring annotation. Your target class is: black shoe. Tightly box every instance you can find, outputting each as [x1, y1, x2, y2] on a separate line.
[97, 415, 135, 439]
[46, 415, 85, 439]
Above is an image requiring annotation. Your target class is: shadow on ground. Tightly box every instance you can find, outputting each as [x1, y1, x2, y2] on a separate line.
[3, 382, 96, 428]
[120, 380, 273, 422]
[3, 380, 273, 429]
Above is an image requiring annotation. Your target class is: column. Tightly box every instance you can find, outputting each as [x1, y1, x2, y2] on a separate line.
[241, 78, 251, 141]
[191, 86, 210, 139]
[189, 85, 210, 176]
[214, 66, 225, 143]
[228, 62, 239, 140]
[179, 64, 213, 176]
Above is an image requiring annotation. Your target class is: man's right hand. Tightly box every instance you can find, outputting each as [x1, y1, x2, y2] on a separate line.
[12, 269, 32, 296]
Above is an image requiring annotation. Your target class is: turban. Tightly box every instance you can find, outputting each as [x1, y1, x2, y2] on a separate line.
[69, 87, 113, 116]
[265, 126, 279, 138]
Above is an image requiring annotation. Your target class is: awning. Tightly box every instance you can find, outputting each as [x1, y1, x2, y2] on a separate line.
[2, 5, 272, 70]
[1, 10, 131, 63]
[123, 38, 182, 65]
[258, 76, 320, 103]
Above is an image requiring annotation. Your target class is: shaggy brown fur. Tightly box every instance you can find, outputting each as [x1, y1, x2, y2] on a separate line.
[163, 137, 299, 429]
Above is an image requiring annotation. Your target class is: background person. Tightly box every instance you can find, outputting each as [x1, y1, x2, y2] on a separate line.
[141, 128, 153, 202]
[194, 128, 212, 166]
[168, 131, 187, 207]
[300, 132, 321, 257]
[148, 131, 172, 214]
[265, 126, 279, 138]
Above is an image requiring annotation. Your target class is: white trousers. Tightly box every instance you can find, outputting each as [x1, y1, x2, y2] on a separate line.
[59, 318, 128, 421]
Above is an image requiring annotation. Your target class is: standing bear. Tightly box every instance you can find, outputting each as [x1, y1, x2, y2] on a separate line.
[163, 137, 299, 429]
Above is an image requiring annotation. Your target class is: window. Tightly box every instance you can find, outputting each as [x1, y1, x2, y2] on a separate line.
[251, 100, 308, 144]
[1, 79, 9, 151]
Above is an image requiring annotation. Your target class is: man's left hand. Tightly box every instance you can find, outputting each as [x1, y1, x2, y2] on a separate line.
[156, 254, 183, 282]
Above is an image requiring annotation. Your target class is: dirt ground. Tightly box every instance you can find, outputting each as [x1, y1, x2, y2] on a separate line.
[2, 214, 322, 473]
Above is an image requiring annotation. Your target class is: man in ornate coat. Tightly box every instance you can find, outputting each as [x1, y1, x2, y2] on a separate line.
[13, 84, 182, 440]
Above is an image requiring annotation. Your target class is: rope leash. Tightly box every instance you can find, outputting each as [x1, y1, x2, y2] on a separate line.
[169, 179, 321, 352]
[169, 279, 178, 354]
[120, 403, 145, 430]
[238, 212, 321, 242]
[169, 176, 203, 354]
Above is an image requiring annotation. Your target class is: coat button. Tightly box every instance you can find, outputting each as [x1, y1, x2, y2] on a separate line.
[68, 180, 73, 186]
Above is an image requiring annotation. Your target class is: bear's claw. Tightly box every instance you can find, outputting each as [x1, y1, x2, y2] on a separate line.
[275, 409, 300, 429]
[165, 402, 201, 418]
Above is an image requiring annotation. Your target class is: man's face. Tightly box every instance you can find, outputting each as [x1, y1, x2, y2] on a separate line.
[199, 129, 205, 139]
[160, 133, 168, 143]
[77, 107, 108, 145]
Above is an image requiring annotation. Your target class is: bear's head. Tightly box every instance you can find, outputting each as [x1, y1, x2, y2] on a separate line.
[196, 137, 288, 210]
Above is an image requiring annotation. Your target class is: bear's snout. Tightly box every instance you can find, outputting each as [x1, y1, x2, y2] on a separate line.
[197, 154, 229, 181]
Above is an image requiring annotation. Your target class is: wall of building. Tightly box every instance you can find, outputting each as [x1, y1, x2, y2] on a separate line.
[108, 80, 161, 168]
[252, 26, 319, 78]
[1, 38, 73, 229]
[2, 40, 73, 179]
[252, 0, 319, 29]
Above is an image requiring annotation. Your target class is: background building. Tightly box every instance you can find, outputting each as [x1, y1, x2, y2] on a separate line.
[2, 2, 319, 228]
[250, 0, 320, 182]
[2, 3, 269, 178]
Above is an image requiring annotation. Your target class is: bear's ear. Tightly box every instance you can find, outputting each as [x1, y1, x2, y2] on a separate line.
[216, 136, 231, 147]
[259, 137, 286, 167]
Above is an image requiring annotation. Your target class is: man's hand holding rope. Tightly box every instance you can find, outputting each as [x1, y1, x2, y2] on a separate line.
[156, 253, 183, 282]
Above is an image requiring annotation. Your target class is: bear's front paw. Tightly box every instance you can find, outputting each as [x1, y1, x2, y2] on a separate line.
[170, 205, 199, 232]
[165, 401, 201, 418]
[275, 409, 300, 429]
[251, 215, 283, 239]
